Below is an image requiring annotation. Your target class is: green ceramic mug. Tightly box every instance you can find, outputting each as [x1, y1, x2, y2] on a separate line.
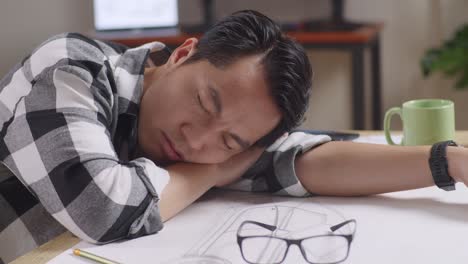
[384, 99, 455, 146]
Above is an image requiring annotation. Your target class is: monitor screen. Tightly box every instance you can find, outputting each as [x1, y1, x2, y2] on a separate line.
[93, 0, 179, 31]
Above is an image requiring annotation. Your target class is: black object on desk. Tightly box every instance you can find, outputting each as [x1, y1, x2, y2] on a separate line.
[295, 129, 360, 141]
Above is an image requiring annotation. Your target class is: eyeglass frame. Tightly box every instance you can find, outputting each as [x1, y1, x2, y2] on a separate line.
[236, 219, 357, 264]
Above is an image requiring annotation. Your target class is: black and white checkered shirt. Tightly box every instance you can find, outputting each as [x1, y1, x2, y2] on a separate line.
[0, 33, 330, 263]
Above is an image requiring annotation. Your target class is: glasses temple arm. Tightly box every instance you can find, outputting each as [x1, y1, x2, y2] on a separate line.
[330, 219, 357, 234]
[237, 220, 278, 237]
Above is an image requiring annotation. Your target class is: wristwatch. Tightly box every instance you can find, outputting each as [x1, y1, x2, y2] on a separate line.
[428, 140, 458, 191]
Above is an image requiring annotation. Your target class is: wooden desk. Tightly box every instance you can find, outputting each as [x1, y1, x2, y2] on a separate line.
[93, 24, 383, 130]
[12, 130, 468, 264]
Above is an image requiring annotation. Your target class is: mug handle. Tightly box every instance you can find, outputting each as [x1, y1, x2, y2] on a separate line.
[384, 107, 403, 145]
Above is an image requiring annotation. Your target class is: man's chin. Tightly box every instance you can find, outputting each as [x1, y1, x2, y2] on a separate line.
[153, 158, 177, 167]
[154, 158, 219, 166]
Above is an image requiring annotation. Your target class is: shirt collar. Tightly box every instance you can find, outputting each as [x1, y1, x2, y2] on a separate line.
[113, 41, 170, 117]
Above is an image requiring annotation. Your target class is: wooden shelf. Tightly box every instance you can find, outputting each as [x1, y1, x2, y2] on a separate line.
[288, 23, 383, 44]
[92, 23, 383, 47]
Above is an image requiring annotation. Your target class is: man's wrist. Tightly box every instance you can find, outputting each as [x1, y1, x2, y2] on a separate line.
[166, 162, 219, 188]
[215, 148, 264, 187]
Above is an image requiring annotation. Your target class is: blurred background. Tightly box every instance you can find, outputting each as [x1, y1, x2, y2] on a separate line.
[1, 0, 467, 130]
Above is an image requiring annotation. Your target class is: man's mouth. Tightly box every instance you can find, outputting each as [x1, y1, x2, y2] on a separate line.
[162, 132, 183, 161]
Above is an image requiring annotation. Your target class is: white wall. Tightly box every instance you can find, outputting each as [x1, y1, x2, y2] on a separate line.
[303, 0, 468, 130]
[0, 0, 93, 75]
[434, 0, 468, 131]
[1, 0, 467, 130]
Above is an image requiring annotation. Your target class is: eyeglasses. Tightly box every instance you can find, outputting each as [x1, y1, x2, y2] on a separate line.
[236, 219, 356, 264]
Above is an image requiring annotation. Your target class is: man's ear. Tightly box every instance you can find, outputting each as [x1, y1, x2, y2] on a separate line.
[166, 38, 198, 68]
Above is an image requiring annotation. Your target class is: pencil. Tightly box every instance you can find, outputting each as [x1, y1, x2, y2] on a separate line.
[73, 248, 122, 264]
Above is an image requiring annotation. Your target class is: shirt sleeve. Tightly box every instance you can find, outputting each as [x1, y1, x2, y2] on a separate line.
[0, 34, 169, 244]
[221, 131, 331, 197]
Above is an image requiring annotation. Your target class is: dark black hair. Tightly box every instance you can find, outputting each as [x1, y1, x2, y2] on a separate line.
[185, 10, 312, 147]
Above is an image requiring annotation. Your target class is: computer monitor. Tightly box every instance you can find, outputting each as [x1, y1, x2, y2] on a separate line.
[93, 0, 179, 31]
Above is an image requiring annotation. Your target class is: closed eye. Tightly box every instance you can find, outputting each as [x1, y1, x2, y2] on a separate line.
[223, 135, 233, 151]
[197, 94, 210, 114]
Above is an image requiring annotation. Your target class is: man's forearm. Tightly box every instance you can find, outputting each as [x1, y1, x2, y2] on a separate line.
[159, 163, 218, 222]
[295, 141, 467, 196]
[159, 148, 263, 222]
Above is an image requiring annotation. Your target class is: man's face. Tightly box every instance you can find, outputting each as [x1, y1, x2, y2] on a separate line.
[138, 38, 281, 165]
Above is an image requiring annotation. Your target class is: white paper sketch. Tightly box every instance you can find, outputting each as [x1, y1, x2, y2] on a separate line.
[162, 198, 356, 264]
[48, 184, 468, 264]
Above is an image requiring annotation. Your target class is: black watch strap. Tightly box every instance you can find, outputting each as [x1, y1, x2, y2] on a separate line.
[428, 140, 457, 191]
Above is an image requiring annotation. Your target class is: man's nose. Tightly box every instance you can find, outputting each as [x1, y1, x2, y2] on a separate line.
[181, 123, 215, 151]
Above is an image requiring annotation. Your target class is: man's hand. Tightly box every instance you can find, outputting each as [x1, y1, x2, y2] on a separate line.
[215, 147, 265, 187]
[446, 146, 468, 186]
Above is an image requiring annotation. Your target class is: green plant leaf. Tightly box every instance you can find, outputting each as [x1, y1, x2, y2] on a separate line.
[420, 23, 468, 89]
[455, 69, 468, 90]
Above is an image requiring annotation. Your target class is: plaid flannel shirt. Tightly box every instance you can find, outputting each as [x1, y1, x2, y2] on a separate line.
[0, 32, 330, 263]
